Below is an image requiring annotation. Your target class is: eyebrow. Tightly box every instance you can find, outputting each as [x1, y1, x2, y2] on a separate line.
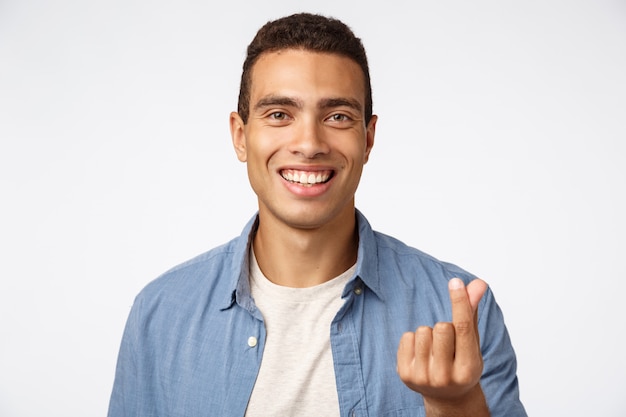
[253, 95, 363, 114]
[254, 95, 302, 112]
[318, 97, 362, 113]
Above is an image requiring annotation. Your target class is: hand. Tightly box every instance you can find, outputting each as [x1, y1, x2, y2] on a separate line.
[397, 278, 488, 406]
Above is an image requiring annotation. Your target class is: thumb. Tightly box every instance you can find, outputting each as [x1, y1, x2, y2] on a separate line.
[466, 278, 488, 312]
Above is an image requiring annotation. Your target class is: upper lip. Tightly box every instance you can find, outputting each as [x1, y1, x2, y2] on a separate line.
[278, 164, 336, 174]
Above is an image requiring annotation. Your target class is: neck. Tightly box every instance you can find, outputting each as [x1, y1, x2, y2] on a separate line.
[253, 209, 358, 288]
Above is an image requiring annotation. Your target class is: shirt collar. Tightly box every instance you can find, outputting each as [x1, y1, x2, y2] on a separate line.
[223, 209, 383, 310]
[351, 209, 383, 300]
[220, 214, 259, 312]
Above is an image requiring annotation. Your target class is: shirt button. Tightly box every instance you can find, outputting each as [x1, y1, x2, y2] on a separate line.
[354, 286, 362, 295]
[247, 336, 258, 347]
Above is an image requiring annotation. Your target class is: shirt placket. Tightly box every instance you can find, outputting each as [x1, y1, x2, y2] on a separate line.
[330, 281, 369, 417]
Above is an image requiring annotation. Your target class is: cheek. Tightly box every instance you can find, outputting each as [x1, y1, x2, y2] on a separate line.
[244, 140, 281, 177]
[348, 142, 370, 164]
[248, 134, 286, 165]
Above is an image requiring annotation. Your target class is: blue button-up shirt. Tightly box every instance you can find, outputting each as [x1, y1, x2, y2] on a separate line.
[108, 211, 527, 416]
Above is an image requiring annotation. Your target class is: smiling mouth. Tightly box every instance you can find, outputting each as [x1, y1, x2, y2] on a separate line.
[280, 169, 333, 186]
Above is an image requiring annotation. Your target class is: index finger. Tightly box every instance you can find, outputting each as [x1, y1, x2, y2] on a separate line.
[448, 278, 487, 359]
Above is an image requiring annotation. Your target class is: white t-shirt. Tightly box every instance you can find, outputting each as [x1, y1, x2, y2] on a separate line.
[245, 250, 355, 417]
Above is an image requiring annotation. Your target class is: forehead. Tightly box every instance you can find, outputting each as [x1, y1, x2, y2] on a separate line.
[249, 49, 366, 106]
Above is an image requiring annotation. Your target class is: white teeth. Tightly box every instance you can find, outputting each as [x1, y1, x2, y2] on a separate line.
[281, 169, 331, 185]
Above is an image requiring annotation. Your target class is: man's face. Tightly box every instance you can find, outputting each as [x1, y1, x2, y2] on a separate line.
[230, 49, 376, 231]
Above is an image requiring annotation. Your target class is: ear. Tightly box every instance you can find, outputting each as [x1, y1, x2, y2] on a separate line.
[364, 115, 377, 163]
[230, 112, 247, 162]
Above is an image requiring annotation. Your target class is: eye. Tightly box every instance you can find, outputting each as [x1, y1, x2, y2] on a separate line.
[269, 111, 288, 121]
[327, 113, 350, 122]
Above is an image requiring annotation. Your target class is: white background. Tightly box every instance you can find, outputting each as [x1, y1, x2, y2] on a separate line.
[1, 0, 625, 416]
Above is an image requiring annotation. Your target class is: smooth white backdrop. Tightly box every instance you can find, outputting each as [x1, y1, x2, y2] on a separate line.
[1, 1, 625, 416]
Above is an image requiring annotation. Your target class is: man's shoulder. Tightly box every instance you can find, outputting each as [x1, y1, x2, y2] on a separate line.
[159, 239, 238, 280]
[356, 211, 477, 287]
[370, 229, 477, 283]
[134, 235, 245, 307]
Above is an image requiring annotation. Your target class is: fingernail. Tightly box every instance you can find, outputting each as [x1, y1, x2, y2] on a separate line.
[449, 278, 464, 290]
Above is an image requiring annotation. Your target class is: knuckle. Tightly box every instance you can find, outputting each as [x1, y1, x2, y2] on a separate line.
[433, 322, 454, 334]
[396, 364, 411, 381]
[454, 320, 473, 336]
[399, 331, 415, 346]
[430, 372, 451, 388]
[416, 325, 432, 335]
[397, 364, 428, 387]
[414, 327, 433, 347]
[455, 369, 473, 384]
[454, 362, 483, 385]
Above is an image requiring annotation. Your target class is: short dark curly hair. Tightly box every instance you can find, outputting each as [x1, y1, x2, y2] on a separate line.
[237, 13, 373, 124]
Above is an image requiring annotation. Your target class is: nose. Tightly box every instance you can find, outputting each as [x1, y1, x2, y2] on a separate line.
[288, 118, 330, 159]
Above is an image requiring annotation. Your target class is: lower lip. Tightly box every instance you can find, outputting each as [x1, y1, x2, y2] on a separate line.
[281, 176, 333, 197]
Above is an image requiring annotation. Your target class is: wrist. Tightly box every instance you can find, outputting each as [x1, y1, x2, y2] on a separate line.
[423, 384, 490, 417]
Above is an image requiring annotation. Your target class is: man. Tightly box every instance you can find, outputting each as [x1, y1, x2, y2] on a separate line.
[108, 13, 526, 417]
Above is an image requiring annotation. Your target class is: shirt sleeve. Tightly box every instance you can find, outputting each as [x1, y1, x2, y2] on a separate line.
[478, 287, 528, 417]
[107, 296, 142, 417]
